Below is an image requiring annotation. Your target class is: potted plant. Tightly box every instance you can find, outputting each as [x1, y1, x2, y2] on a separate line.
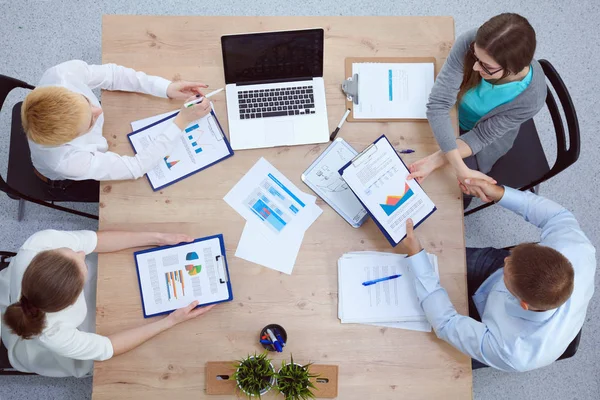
[233, 352, 276, 398]
[275, 355, 318, 400]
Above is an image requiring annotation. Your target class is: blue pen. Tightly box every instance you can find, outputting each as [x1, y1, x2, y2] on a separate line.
[260, 339, 273, 345]
[362, 274, 402, 286]
[274, 331, 286, 347]
[397, 148, 415, 154]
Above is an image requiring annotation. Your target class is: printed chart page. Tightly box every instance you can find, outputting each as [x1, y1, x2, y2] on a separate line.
[352, 62, 434, 119]
[224, 157, 322, 241]
[302, 138, 368, 227]
[340, 136, 435, 244]
[129, 109, 231, 190]
[134, 236, 231, 317]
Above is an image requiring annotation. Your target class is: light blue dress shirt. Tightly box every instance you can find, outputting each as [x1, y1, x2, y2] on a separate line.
[458, 66, 533, 131]
[407, 187, 596, 372]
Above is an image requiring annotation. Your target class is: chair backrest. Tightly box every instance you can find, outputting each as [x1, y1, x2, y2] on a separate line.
[0, 74, 34, 112]
[0, 75, 35, 196]
[521, 60, 580, 191]
[0, 251, 16, 272]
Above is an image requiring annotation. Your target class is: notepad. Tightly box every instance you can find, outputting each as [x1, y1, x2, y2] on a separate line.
[133, 234, 233, 318]
[338, 251, 439, 330]
[128, 108, 234, 191]
[301, 138, 368, 228]
[351, 62, 434, 120]
[339, 135, 436, 246]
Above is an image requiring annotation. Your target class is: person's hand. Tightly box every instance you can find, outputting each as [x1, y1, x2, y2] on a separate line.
[167, 301, 216, 326]
[173, 95, 211, 130]
[455, 165, 497, 202]
[156, 233, 194, 246]
[461, 178, 505, 203]
[403, 218, 423, 257]
[167, 81, 208, 100]
[407, 151, 446, 183]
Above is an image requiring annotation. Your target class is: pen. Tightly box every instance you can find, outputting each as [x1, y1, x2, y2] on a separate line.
[329, 108, 351, 141]
[274, 331, 286, 347]
[183, 87, 224, 108]
[362, 274, 402, 286]
[266, 329, 282, 352]
[260, 339, 273, 345]
[397, 148, 415, 154]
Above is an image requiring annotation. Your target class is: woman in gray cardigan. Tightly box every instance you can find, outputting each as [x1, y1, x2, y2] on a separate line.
[408, 13, 546, 202]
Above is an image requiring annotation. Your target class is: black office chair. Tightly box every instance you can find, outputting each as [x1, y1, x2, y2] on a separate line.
[0, 251, 34, 375]
[0, 74, 98, 221]
[465, 59, 580, 216]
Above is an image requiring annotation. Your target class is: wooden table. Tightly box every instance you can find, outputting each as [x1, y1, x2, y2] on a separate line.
[95, 15, 470, 400]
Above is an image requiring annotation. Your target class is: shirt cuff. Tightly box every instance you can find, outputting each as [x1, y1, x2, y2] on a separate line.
[163, 121, 183, 140]
[458, 130, 484, 155]
[99, 335, 114, 361]
[153, 77, 171, 98]
[406, 250, 435, 277]
[497, 186, 523, 213]
[81, 231, 98, 255]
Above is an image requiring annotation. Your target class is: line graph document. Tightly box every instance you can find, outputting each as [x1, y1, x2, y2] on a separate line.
[302, 138, 368, 227]
[352, 62, 434, 119]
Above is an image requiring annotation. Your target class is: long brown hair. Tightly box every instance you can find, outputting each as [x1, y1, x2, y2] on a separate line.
[3, 250, 85, 339]
[458, 13, 536, 102]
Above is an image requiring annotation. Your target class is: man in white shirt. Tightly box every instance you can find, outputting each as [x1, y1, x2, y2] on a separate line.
[21, 60, 211, 199]
[401, 180, 595, 372]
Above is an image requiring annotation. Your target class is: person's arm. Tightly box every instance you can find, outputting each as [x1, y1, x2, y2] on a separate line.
[406, 250, 515, 371]
[400, 219, 516, 371]
[465, 179, 591, 247]
[45, 60, 171, 98]
[426, 30, 475, 154]
[109, 302, 215, 356]
[55, 99, 210, 181]
[94, 231, 193, 253]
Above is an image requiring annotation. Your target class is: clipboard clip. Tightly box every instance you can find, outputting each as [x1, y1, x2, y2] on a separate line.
[215, 255, 228, 284]
[342, 73, 359, 105]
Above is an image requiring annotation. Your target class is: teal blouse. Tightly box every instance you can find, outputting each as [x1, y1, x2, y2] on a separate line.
[459, 66, 533, 131]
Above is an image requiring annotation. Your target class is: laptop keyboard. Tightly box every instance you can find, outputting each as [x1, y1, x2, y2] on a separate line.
[237, 85, 315, 120]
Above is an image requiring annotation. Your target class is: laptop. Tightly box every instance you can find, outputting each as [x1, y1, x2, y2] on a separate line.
[221, 28, 330, 150]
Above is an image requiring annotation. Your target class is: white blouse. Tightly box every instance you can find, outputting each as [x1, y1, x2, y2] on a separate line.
[0, 230, 113, 377]
[28, 60, 182, 181]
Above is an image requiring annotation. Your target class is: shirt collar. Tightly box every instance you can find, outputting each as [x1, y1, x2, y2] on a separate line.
[499, 280, 557, 322]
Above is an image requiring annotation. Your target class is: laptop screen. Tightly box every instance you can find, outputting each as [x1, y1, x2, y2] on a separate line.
[221, 29, 324, 85]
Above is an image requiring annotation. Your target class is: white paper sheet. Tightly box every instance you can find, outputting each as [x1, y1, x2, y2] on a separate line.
[366, 321, 432, 333]
[224, 158, 322, 241]
[302, 138, 368, 227]
[129, 106, 231, 190]
[134, 237, 231, 317]
[338, 252, 439, 325]
[340, 136, 436, 244]
[352, 62, 434, 119]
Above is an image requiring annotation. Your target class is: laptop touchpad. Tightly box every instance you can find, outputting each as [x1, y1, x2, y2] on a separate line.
[265, 120, 294, 145]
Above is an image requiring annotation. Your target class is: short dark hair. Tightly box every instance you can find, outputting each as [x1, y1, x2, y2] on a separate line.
[506, 243, 574, 310]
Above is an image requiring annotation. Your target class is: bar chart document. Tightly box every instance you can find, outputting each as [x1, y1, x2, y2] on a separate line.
[134, 234, 233, 317]
[129, 108, 233, 190]
[352, 62, 434, 119]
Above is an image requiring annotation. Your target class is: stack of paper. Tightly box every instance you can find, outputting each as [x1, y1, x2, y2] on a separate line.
[338, 251, 439, 332]
[224, 158, 323, 274]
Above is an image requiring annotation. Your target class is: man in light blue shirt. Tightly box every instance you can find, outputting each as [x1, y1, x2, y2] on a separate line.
[403, 180, 595, 372]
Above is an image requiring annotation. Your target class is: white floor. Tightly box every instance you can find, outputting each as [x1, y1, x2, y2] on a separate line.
[0, 1, 598, 399]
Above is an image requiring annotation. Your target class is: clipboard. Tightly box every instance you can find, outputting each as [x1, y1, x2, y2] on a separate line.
[127, 109, 234, 191]
[343, 57, 436, 122]
[133, 234, 233, 318]
[301, 138, 369, 228]
[338, 135, 436, 247]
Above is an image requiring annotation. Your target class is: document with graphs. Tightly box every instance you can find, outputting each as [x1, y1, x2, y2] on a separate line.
[339, 135, 436, 246]
[133, 234, 233, 318]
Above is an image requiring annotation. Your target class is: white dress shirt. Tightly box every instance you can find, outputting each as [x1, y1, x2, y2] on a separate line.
[28, 60, 182, 181]
[407, 187, 596, 372]
[0, 230, 113, 377]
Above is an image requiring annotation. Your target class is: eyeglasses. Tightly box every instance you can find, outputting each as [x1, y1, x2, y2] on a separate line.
[469, 43, 503, 76]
